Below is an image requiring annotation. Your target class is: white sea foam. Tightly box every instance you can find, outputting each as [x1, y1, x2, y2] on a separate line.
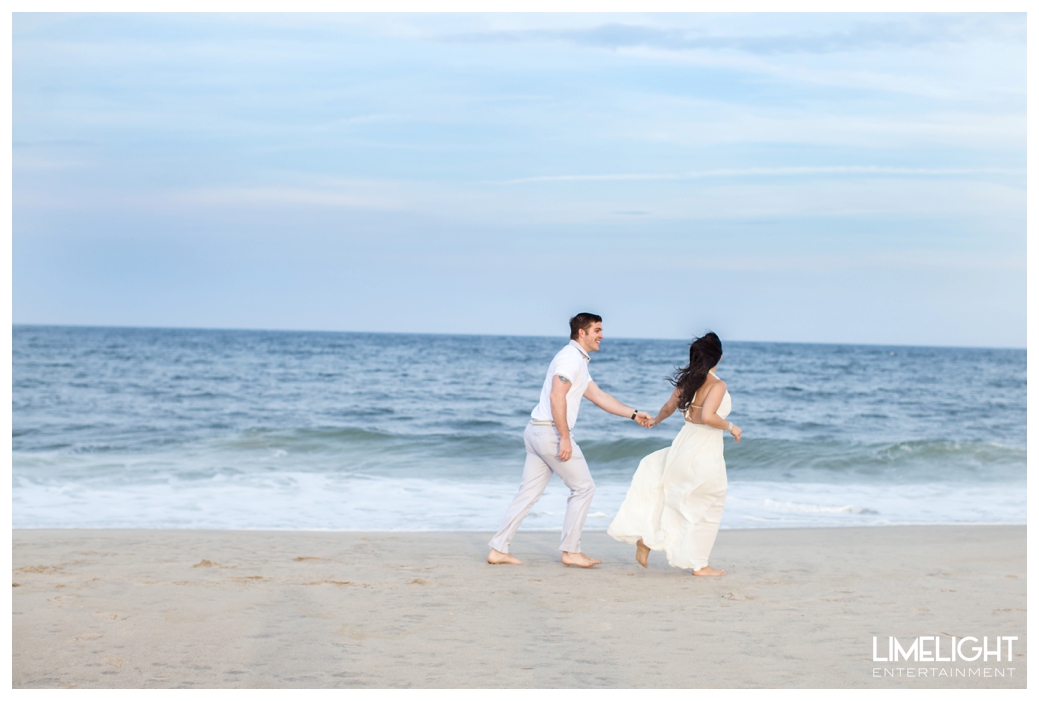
[761, 499, 874, 515]
[12, 473, 1026, 530]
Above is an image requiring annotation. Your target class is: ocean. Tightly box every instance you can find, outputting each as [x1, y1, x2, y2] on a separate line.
[12, 325, 1026, 531]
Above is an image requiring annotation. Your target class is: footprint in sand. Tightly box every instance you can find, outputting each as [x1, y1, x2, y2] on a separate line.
[93, 612, 127, 620]
[15, 565, 63, 574]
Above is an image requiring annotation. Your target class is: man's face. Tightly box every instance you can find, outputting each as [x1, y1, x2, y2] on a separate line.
[577, 322, 603, 353]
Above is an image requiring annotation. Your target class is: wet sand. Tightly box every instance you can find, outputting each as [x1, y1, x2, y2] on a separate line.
[12, 526, 1026, 688]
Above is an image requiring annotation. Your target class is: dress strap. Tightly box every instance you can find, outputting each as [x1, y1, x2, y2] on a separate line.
[684, 389, 702, 419]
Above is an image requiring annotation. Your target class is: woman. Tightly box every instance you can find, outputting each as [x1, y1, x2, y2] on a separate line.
[607, 332, 741, 576]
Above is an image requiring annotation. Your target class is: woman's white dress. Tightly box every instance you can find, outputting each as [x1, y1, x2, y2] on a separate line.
[607, 390, 731, 570]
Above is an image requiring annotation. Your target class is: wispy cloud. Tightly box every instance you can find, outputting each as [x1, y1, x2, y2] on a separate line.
[499, 166, 1022, 185]
[444, 15, 1024, 55]
[13, 156, 95, 172]
[178, 186, 404, 210]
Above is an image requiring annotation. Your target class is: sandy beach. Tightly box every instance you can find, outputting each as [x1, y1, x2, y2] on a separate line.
[12, 525, 1026, 688]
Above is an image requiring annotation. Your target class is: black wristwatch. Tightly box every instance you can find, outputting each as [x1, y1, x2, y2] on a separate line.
[630, 409, 638, 420]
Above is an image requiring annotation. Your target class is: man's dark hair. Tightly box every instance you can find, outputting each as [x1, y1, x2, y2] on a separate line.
[569, 312, 603, 340]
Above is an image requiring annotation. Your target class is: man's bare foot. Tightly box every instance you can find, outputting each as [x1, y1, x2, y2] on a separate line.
[561, 551, 602, 568]
[487, 548, 522, 565]
[692, 565, 726, 577]
[635, 539, 650, 568]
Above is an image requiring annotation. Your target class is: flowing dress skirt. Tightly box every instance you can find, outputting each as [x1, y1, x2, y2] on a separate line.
[607, 421, 727, 570]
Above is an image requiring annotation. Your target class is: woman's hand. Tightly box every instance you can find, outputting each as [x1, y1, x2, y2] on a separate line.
[729, 424, 742, 443]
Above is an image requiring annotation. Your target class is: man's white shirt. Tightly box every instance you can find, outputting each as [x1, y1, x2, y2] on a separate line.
[530, 340, 591, 430]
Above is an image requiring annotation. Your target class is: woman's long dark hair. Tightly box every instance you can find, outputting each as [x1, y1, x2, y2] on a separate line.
[669, 332, 723, 411]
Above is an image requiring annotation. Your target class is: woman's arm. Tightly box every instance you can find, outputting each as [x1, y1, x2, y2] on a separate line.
[700, 382, 742, 442]
[651, 387, 682, 427]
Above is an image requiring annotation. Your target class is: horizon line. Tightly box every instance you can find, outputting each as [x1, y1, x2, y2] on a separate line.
[11, 322, 1025, 352]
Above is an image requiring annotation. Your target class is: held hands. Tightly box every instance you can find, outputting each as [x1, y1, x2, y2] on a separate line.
[634, 411, 653, 428]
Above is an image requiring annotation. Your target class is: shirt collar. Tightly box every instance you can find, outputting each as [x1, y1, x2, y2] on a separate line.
[568, 339, 591, 361]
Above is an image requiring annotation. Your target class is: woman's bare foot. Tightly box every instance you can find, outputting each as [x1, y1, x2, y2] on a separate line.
[561, 551, 602, 568]
[691, 565, 725, 577]
[635, 539, 650, 568]
[487, 548, 522, 565]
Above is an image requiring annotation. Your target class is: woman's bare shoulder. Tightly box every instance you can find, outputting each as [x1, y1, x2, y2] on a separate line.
[707, 379, 727, 394]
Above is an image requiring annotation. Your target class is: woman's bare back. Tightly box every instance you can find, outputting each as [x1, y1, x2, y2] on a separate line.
[684, 375, 723, 424]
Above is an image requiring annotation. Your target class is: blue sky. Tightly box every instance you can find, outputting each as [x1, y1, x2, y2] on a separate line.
[12, 13, 1026, 346]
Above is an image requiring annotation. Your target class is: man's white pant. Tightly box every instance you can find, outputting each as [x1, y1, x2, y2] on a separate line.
[488, 423, 596, 554]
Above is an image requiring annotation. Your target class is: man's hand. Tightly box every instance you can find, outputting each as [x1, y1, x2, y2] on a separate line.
[635, 411, 654, 428]
[556, 435, 573, 461]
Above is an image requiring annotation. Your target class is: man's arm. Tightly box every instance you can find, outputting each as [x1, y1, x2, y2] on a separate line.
[584, 380, 652, 426]
[550, 374, 573, 461]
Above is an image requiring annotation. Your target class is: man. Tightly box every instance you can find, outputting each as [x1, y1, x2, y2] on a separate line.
[488, 313, 652, 568]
